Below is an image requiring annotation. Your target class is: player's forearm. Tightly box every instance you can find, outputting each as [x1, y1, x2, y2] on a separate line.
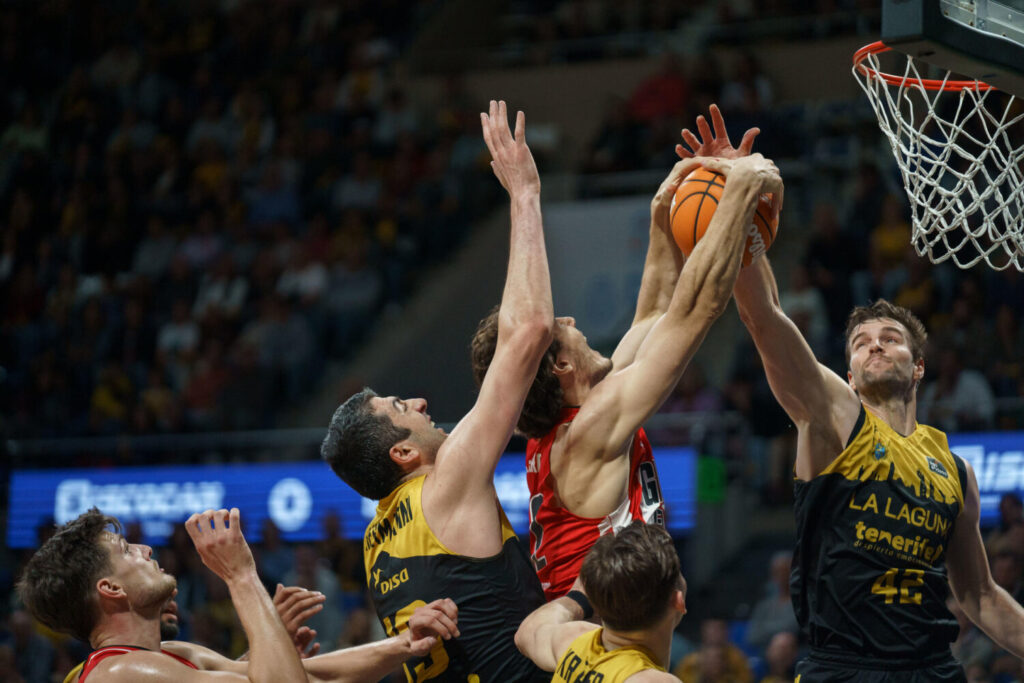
[302, 635, 414, 683]
[227, 572, 309, 683]
[500, 192, 554, 336]
[633, 215, 684, 324]
[514, 596, 583, 669]
[670, 177, 760, 322]
[971, 584, 1024, 657]
[734, 255, 783, 331]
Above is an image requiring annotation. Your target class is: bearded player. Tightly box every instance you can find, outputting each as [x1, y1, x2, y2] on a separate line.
[471, 105, 778, 599]
[734, 251, 1024, 679]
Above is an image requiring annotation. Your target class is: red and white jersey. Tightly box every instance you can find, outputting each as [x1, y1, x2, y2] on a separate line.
[526, 407, 665, 601]
[78, 645, 197, 682]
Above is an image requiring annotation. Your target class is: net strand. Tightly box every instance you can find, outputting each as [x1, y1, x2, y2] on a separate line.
[853, 46, 1024, 271]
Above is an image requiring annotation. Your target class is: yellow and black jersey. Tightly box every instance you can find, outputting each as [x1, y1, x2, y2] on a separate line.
[364, 475, 548, 682]
[792, 406, 968, 667]
[553, 628, 664, 683]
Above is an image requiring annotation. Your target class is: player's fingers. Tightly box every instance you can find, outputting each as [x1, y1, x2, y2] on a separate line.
[306, 642, 320, 658]
[697, 156, 729, 175]
[675, 143, 693, 160]
[433, 612, 459, 639]
[696, 115, 713, 144]
[514, 110, 526, 144]
[229, 507, 240, 532]
[211, 509, 227, 532]
[738, 127, 760, 154]
[480, 112, 494, 151]
[680, 128, 700, 151]
[710, 104, 729, 140]
[429, 597, 459, 622]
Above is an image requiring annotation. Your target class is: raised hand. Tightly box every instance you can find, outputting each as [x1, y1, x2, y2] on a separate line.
[185, 508, 255, 582]
[480, 100, 540, 198]
[404, 598, 460, 657]
[676, 103, 759, 161]
[702, 153, 784, 221]
[273, 584, 325, 657]
[651, 156, 708, 229]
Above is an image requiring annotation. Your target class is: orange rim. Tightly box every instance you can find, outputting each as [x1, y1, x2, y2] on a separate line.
[853, 41, 995, 92]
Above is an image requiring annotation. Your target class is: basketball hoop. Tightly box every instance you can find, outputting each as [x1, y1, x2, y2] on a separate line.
[853, 41, 1024, 271]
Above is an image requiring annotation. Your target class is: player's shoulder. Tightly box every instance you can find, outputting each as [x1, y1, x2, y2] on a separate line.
[89, 649, 188, 682]
[624, 669, 681, 682]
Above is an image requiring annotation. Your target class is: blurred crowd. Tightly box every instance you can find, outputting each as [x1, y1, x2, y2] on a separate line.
[0, 0, 511, 443]
[1, 2, 1023, 681]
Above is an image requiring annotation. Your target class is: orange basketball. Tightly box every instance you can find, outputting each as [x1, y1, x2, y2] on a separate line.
[669, 168, 778, 267]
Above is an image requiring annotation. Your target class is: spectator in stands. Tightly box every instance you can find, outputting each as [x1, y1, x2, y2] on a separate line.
[802, 202, 854, 333]
[626, 52, 690, 124]
[989, 530, 1024, 606]
[869, 194, 912, 272]
[254, 518, 293, 590]
[779, 264, 829, 357]
[9, 608, 55, 683]
[986, 494, 1024, 560]
[758, 631, 799, 683]
[674, 618, 754, 682]
[283, 545, 345, 652]
[918, 348, 997, 432]
[720, 52, 774, 116]
[746, 552, 799, 654]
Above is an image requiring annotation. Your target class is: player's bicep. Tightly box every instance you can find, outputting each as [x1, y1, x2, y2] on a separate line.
[572, 317, 710, 459]
[525, 623, 596, 672]
[610, 315, 659, 370]
[755, 312, 856, 426]
[946, 461, 993, 615]
[435, 329, 546, 484]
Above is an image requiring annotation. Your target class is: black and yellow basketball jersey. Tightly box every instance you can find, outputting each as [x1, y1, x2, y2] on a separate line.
[364, 474, 548, 682]
[553, 628, 664, 683]
[792, 406, 968, 666]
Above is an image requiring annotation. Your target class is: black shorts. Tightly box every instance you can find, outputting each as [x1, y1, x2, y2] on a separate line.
[795, 653, 966, 682]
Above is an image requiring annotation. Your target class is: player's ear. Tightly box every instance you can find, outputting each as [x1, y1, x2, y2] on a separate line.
[912, 358, 925, 384]
[389, 442, 419, 467]
[553, 349, 573, 376]
[97, 577, 125, 600]
[672, 589, 686, 616]
[847, 369, 857, 392]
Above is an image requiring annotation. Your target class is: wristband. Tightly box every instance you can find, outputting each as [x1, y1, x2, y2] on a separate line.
[565, 590, 594, 620]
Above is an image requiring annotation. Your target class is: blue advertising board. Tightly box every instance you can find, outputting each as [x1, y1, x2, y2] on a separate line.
[7, 448, 696, 549]
[948, 432, 1024, 526]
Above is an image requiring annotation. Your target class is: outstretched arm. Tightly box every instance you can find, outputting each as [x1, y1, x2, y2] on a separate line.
[733, 256, 859, 479]
[613, 105, 759, 369]
[186, 509, 307, 683]
[302, 599, 460, 683]
[948, 463, 1024, 657]
[570, 154, 782, 462]
[514, 591, 594, 671]
[426, 101, 554, 549]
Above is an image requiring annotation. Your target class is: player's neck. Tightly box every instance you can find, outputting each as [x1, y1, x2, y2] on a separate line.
[92, 613, 163, 652]
[861, 396, 917, 437]
[601, 621, 672, 670]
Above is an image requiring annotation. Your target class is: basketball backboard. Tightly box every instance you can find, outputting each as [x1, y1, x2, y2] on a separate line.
[882, 0, 1024, 96]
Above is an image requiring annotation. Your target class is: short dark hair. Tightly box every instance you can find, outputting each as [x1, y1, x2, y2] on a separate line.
[17, 508, 120, 642]
[470, 307, 563, 439]
[580, 521, 682, 631]
[321, 388, 410, 499]
[844, 299, 928, 366]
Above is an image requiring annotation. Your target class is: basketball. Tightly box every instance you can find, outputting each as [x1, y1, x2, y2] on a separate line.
[669, 168, 778, 267]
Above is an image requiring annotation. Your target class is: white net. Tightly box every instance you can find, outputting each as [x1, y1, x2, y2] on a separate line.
[853, 45, 1024, 271]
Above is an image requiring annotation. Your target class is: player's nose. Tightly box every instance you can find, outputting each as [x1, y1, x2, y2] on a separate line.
[411, 398, 428, 413]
